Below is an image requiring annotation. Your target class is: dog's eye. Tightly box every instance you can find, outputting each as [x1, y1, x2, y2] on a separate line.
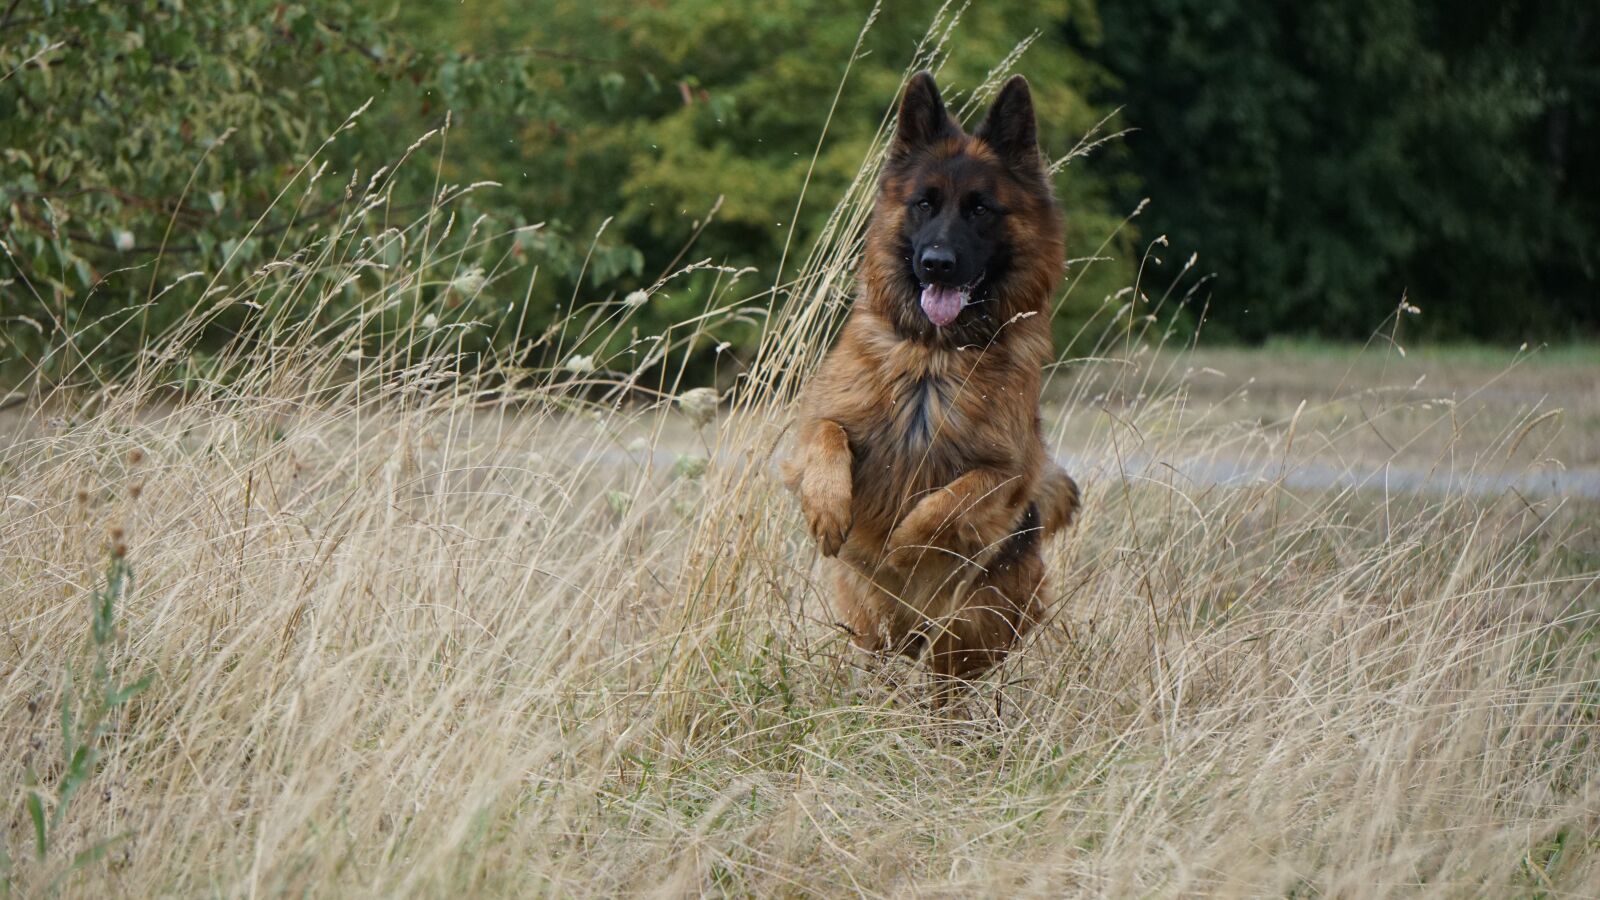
[917, 199, 932, 212]
[971, 205, 988, 217]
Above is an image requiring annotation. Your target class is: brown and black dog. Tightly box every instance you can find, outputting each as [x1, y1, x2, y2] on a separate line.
[783, 71, 1080, 692]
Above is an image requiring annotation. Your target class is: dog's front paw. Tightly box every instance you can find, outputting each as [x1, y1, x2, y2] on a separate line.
[806, 499, 850, 557]
[800, 468, 852, 557]
[1037, 463, 1081, 537]
[887, 490, 959, 566]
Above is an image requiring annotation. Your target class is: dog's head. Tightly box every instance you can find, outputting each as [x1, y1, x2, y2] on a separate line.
[865, 72, 1064, 342]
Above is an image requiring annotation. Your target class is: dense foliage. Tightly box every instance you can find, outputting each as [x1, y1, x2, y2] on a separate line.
[1083, 0, 1600, 340]
[387, 0, 1127, 365]
[0, 0, 641, 379]
[2, 0, 1127, 380]
[3, 0, 1595, 381]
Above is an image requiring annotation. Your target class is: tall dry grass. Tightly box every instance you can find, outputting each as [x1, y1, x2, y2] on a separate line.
[4, 23, 1597, 897]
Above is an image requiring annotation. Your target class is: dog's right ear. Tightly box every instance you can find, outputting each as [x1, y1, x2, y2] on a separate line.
[890, 71, 954, 160]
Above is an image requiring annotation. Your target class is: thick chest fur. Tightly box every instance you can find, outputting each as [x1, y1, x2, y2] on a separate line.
[848, 341, 1023, 510]
[892, 369, 961, 454]
[855, 368, 968, 493]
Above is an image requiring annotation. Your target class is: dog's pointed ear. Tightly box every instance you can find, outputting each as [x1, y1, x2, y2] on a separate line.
[891, 71, 954, 159]
[975, 75, 1044, 181]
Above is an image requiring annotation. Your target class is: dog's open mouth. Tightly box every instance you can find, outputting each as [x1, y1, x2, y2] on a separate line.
[918, 278, 982, 327]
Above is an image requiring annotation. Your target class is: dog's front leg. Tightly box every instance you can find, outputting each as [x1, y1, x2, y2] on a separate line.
[781, 419, 854, 557]
[1035, 459, 1080, 538]
[887, 467, 1024, 566]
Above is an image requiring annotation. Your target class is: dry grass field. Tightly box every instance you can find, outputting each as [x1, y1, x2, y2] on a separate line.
[3, 75, 1597, 898]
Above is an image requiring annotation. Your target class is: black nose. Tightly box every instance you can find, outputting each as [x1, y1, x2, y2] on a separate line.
[918, 246, 956, 280]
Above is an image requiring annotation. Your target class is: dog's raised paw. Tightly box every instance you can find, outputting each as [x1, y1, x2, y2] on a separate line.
[886, 492, 959, 566]
[806, 500, 851, 557]
[800, 469, 852, 557]
[1037, 463, 1081, 537]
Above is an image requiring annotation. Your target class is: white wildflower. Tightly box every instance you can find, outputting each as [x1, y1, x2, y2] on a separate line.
[564, 354, 595, 375]
[113, 230, 135, 251]
[420, 313, 439, 330]
[450, 266, 486, 296]
[676, 387, 719, 428]
[624, 290, 649, 307]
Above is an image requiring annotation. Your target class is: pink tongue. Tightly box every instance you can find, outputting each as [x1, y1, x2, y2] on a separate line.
[919, 284, 964, 327]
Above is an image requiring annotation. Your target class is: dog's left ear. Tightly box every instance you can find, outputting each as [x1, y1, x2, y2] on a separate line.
[891, 71, 955, 161]
[975, 75, 1045, 182]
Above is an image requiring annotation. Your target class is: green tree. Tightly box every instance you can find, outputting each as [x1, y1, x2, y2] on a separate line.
[309, 0, 1134, 353]
[0, 0, 630, 377]
[1083, 0, 1599, 341]
[3, 1, 1131, 382]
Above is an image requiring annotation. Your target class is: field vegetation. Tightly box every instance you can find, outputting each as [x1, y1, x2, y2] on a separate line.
[3, 6, 1597, 896]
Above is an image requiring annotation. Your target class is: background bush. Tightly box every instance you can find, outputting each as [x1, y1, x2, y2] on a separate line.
[1082, 0, 1600, 340]
[3, 0, 1595, 382]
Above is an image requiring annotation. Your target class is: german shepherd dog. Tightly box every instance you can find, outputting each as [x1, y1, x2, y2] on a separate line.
[783, 72, 1080, 694]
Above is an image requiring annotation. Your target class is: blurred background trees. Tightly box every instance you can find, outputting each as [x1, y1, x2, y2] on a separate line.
[3, 0, 1595, 379]
[1083, 0, 1600, 340]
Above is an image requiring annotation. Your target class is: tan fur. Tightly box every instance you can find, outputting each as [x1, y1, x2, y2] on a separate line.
[783, 74, 1080, 695]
